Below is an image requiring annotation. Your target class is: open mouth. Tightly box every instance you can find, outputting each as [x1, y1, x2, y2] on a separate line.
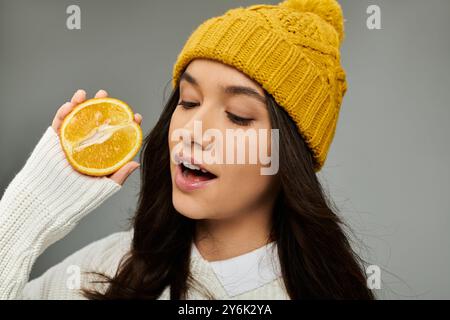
[179, 162, 217, 182]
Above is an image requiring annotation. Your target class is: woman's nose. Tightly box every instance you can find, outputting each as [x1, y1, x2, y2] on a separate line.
[182, 105, 215, 150]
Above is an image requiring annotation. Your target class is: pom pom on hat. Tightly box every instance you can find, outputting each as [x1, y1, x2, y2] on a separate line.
[279, 0, 345, 42]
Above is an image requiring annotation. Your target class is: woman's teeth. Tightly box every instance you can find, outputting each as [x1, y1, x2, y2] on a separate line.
[175, 159, 217, 192]
[182, 160, 208, 173]
[174, 154, 209, 173]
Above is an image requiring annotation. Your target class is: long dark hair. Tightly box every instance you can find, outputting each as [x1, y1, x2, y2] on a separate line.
[83, 84, 375, 300]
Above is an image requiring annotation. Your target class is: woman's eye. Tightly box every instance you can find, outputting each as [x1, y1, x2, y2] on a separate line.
[177, 101, 253, 126]
[226, 111, 253, 126]
[177, 100, 199, 109]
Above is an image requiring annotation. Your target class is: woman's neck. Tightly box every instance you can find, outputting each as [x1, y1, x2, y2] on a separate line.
[194, 207, 273, 262]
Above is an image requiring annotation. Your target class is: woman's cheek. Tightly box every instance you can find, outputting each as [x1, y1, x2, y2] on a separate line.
[217, 164, 265, 203]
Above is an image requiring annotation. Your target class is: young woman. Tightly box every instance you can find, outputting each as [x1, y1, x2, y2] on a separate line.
[0, 0, 375, 299]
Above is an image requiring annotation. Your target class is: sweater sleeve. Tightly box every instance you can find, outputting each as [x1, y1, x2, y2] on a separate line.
[0, 126, 122, 299]
[22, 230, 133, 300]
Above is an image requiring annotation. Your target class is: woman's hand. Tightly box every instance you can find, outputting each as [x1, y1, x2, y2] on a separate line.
[52, 89, 143, 186]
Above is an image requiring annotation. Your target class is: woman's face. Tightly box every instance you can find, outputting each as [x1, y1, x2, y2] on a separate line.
[168, 58, 279, 220]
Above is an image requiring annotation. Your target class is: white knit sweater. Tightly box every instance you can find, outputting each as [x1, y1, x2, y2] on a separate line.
[0, 126, 289, 300]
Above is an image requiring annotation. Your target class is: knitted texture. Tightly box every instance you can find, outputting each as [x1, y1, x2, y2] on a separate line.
[172, 0, 348, 172]
[0, 127, 122, 299]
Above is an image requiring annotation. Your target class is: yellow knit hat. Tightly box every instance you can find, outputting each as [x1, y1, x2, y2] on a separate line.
[172, 0, 347, 172]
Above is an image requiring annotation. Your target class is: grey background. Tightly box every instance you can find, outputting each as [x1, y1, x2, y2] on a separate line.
[1, 0, 449, 299]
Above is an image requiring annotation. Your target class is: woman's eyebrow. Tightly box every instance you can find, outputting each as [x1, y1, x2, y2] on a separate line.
[221, 85, 267, 105]
[180, 71, 266, 105]
[180, 71, 199, 87]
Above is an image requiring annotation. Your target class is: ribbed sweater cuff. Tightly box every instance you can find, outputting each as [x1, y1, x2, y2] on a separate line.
[0, 126, 122, 299]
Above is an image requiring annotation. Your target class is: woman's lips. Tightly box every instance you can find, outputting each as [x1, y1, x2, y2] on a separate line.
[175, 163, 217, 192]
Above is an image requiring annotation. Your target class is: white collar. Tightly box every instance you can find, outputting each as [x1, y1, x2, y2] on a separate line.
[191, 242, 282, 297]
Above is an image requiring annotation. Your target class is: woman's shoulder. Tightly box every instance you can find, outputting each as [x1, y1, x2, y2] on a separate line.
[23, 229, 133, 299]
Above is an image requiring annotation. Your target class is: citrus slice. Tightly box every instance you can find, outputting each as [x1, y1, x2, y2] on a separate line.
[60, 97, 143, 176]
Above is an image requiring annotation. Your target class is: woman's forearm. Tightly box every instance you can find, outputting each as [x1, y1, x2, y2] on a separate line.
[0, 126, 121, 299]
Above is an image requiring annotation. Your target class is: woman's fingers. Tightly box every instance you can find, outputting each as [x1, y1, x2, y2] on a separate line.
[134, 113, 143, 125]
[95, 89, 108, 98]
[52, 101, 74, 135]
[71, 89, 86, 104]
[108, 161, 141, 186]
[53, 89, 111, 135]
[52, 89, 85, 135]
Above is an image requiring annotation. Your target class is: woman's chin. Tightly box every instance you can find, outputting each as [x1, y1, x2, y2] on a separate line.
[172, 193, 212, 220]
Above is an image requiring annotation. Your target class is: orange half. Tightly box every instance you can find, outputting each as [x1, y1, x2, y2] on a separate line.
[60, 97, 143, 176]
